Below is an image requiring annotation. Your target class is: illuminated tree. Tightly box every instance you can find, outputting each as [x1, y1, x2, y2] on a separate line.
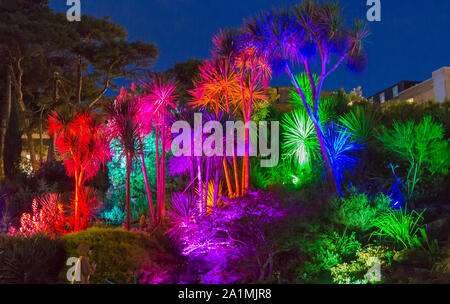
[210, 29, 272, 196]
[141, 74, 178, 224]
[242, 1, 369, 195]
[48, 107, 110, 231]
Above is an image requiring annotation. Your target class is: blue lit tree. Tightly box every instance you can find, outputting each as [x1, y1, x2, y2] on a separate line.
[241, 0, 369, 195]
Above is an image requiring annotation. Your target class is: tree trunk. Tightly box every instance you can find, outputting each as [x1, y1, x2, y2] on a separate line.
[204, 157, 210, 213]
[139, 138, 155, 225]
[197, 156, 203, 214]
[125, 153, 131, 230]
[213, 166, 220, 208]
[223, 157, 233, 199]
[77, 54, 82, 104]
[0, 67, 12, 180]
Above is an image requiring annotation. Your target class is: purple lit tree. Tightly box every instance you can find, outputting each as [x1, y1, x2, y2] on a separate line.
[241, 1, 369, 195]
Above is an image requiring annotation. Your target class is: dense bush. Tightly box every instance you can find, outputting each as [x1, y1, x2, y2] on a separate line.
[329, 191, 391, 231]
[0, 233, 65, 283]
[62, 227, 179, 284]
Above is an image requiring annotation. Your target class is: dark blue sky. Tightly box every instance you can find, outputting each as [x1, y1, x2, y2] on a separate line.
[50, 0, 450, 97]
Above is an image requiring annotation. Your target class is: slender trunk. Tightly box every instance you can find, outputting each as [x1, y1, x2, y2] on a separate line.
[160, 123, 166, 222]
[286, 64, 339, 195]
[197, 156, 203, 214]
[11, 60, 38, 171]
[232, 147, 240, 197]
[39, 107, 44, 163]
[125, 153, 131, 230]
[74, 169, 80, 231]
[0, 67, 12, 180]
[313, 120, 339, 195]
[155, 126, 160, 223]
[77, 55, 82, 104]
[204, 157, 210, 213]
[213, 166, 219, 208]
[223, 157, 233, 199]
[47, 73, 59, 162]
[139, 138, 155, 224]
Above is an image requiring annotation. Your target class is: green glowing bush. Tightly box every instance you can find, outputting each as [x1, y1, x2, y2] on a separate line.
[0, 233, 65, 283]
[281, 109, 319, 169]
[376, 115, 450, 199]
[339, 105, 381, 141]
[301, 230, 361, 273]
[105, 135, 158, 222]
[62, 227, 172, 284]
[370, 208, 427, 249]
[329, 191, 391, 231]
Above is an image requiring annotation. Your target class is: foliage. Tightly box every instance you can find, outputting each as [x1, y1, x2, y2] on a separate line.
[376, 115, 449, 199]
[330, 245, 392, 284]
[0, 233, 65, 284]
[170, 190, 287, 283]
[62, 227, 173, 284]
[106, 133, 158, 222]
[167, 192, 199, 241]
[370, 208, 427, 249]
[329, 191, 391, 231]
[339, 105, 381, 141]
[323, 122, 364, 193]
[9, 193, 66, 237]
[314, 231, 361, 271]
[281, 109, 319, 169]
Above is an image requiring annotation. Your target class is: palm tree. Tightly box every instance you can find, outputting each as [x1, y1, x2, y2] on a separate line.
[104, 88, 142, 230]
[242, 1, 369, 195]
[48, 107, 110, 231]
[141, 74, 178, 224]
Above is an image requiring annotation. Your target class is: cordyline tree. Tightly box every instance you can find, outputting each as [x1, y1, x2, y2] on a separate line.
[241, 1, 369, 195]
[104, 85, 155, 230]
[189, 56, 238, 199]
[192, 30, 272, 197]
[48, 107, 110, 232]
[141, 74, 178, 224]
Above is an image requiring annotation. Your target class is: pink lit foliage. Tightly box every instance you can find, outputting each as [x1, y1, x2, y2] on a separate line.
[140, 74, 178, 224]
[9, 193, 66, 238]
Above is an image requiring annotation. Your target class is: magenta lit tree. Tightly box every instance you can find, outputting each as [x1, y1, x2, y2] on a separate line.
[141, 74, 178, 224]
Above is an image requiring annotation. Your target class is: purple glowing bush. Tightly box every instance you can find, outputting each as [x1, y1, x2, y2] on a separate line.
[168, 190, 287, 283]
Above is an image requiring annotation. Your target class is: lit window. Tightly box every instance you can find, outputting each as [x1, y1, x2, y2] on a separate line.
[406, 98, 414, 104]
[393, 86, 399, 97]
[380, 92, 385, 103]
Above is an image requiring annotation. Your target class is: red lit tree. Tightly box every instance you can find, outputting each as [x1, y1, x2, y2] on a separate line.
[48, 108, 110, 232]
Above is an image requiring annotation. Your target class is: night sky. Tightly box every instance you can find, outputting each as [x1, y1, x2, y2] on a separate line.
[49, 0, 450, 97]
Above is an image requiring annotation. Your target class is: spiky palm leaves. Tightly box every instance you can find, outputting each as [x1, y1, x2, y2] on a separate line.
[323, 122, 364, 195]
[104, 88, 143, 230]
[282, 109, 319, 169]
[141, 74, 178, 224]
[167, 192, 199, 241]
[48, 108, 110, 231]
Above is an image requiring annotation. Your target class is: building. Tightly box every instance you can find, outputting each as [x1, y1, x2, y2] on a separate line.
[370, 67, 450, 104]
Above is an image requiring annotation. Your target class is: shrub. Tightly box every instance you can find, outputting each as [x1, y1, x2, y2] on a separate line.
[0, 233, 65, 283]
[330, 245, 393, 284]
[370, 208, 427, 249]
[376, 115, 449, 200]
[62, 227, 174, 284]
[315, 230, 361, 270]
[329, 191, 391, 231]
